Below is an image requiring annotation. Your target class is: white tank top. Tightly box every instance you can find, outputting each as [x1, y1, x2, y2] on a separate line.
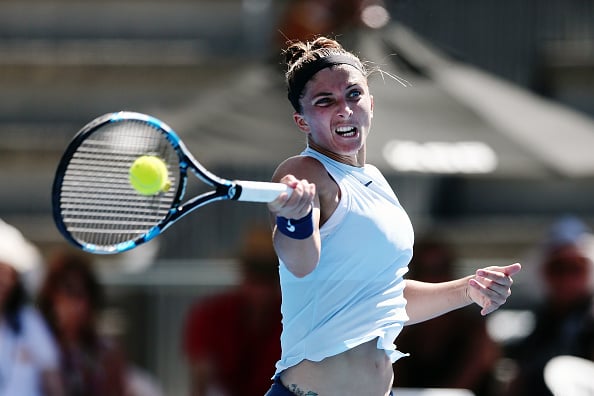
[274, 148, 414, 376]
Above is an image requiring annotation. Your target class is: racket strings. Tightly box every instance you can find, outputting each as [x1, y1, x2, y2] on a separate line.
[58, 120, 179, 249]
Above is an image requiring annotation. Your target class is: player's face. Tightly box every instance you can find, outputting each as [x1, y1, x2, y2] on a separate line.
[294, 65, 373, 165]
[53, 274, 92, 335]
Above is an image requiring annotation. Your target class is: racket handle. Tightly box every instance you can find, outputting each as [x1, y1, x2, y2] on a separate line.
[235, 180, 293, 203]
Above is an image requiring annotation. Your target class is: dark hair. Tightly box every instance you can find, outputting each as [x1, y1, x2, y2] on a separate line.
[3, 277, 28, 334]
[284, 36, 368, 112]
[543, 243, 590, 278]
[38, 248, 104, 348]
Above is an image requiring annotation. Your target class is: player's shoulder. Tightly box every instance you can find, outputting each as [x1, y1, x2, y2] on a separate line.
[272, 155, 327, 182]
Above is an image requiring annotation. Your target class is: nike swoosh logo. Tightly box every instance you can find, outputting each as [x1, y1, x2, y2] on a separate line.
[286, 220, 295, 232]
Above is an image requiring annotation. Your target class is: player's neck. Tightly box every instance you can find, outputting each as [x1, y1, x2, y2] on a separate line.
[308, 141, 365, 167]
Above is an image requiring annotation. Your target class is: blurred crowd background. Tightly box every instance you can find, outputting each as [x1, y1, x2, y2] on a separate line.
[1, 0, 593, 395]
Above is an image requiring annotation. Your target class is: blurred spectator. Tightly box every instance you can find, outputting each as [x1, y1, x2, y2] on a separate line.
[393, 236, 502, 395]
[276, 0, 361, 42]
[504, 216, 594, 396]
[182, 226, 282, 396]
[37, 247, 162, 396]
[275, 0, 390, 45]
[0, 219, 64, 396]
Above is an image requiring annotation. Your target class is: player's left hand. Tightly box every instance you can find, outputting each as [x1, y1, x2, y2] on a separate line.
[467, 263, 522, 316]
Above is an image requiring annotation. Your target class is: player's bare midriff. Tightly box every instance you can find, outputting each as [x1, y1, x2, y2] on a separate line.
[279, 337, 394, 396]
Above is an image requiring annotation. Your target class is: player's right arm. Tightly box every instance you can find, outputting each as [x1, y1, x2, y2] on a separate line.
[268, 156, 323, 278]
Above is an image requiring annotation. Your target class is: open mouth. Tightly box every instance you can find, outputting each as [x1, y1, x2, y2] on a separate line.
[335, 126, 358, 137]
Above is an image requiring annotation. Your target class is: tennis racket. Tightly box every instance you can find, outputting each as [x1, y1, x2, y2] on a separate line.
[52, 111, 291, 254]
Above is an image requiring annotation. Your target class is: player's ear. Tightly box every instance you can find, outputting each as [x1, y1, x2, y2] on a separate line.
[293, 112, 310, 132]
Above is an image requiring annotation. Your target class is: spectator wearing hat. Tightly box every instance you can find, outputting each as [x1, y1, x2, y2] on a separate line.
[0, 219, 64, 396]
[504, 216, 594, 396]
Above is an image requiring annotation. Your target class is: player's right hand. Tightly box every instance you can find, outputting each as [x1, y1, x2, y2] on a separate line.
[268, 174, 316, 220]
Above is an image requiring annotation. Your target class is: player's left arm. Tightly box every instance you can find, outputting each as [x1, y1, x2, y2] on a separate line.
[404, 263, 522, 325]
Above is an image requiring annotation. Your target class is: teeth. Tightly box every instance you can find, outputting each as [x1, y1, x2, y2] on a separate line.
[336, 126, 357, 136]
[336, 126, 354, 132]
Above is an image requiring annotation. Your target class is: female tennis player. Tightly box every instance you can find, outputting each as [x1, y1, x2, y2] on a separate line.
[266, 36, 522, 396]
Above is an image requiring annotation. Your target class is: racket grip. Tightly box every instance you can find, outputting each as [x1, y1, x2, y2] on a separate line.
[235, 180, 293, 203]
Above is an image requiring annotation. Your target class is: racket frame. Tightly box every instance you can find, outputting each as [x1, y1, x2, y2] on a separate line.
[53, 111, 285, 254]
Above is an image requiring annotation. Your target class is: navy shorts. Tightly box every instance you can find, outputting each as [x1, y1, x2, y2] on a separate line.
[264, 376, 394, 395]
[264, 376, 294, 396]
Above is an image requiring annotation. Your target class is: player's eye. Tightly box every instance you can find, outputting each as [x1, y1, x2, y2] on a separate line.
[314, 97, 333, 106]
[347, 89, 362, 100]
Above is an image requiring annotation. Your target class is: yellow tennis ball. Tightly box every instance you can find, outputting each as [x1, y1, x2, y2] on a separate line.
[129, 155, 171, 196]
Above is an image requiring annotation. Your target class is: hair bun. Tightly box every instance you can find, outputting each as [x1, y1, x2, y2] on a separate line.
[309, 37, 343, 52]
[284, 42, 307, 67]
[284, 36, 345, 68]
